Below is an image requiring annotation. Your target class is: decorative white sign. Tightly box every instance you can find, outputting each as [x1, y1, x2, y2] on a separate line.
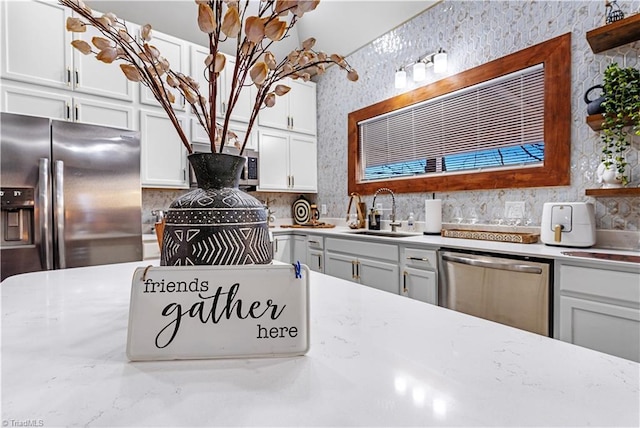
[126, 262, 309, 361]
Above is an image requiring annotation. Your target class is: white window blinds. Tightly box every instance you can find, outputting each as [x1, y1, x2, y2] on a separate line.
[359, 64, 545, 171]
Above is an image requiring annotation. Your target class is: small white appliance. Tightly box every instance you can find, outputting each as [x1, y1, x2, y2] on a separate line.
[540, 202, 596, 247]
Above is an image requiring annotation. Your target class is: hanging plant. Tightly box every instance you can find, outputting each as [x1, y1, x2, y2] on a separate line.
[599, 63, 640, 186]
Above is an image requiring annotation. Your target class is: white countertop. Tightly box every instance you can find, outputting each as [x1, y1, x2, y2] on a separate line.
[2, 261, 638, 426]
[273, 224, 640, 268]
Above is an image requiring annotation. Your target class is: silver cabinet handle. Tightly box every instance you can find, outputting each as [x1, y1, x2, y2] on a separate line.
[441, 253, 542, 274]
[407, 256, 431, 262]
[38, 158, 53, 270]
[54, 160, 66, 269]
[403, 270, 409, 293]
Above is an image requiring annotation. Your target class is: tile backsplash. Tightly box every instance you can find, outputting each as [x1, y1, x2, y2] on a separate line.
[143, 0, 640, 233]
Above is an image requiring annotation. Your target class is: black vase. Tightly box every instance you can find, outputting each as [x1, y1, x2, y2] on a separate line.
[161, 152, 272, 266]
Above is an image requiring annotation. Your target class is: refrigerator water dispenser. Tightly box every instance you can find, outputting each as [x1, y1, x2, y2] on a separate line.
[1, 188, 34, 245]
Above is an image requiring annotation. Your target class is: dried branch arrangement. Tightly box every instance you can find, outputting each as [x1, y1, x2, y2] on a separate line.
[60, 0, 358, 155]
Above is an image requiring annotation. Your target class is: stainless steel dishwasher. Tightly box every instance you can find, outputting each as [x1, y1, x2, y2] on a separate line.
[439, 249, 553, 336]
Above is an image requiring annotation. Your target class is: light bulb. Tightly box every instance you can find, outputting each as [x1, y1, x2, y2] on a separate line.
[413, 61, 426, 82]
[395, 69, 407, 89]
[433, 50, 447, 74]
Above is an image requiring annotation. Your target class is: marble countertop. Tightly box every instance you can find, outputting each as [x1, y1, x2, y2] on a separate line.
[271, 223, 640, 268]
[2, 261, 638, 426]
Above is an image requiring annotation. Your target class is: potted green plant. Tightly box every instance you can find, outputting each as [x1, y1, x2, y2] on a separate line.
[60, 0, 359, 266]
[598, 62, 640, 187]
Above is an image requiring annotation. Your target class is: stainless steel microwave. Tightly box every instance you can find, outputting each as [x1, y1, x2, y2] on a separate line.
[190, 145, 259, 189]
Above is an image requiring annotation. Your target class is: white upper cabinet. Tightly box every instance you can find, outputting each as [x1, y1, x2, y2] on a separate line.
[258, 128, 317, 192]
[190, 46, 255, 124]
[2, 0, 71, 89]
[258, 78, 317, 135]
[1, 81, 134, 130]
[140, 30, 188, 111]
[1, 0, 133, 101]
[73, 22, 135, 101]
[140, 109, 189, 188]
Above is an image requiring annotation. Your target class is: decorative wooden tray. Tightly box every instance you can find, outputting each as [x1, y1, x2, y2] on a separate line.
[280, 223, 336, 229]
[441, 229, 540, 244]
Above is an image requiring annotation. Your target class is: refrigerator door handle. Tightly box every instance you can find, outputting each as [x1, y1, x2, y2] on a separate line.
[54, 160, 66, 269]
[38, 158, 53, 270]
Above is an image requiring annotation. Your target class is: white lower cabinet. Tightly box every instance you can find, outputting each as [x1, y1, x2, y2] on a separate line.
[324, 237, 399, 294]
[306, 234, 324, 273]
[399, 247, 439, 305]
[557, 262, 640, 362]
[273, 235, 292, 263]
[292, 235, 307, 265]
[140, 109, 189, 188]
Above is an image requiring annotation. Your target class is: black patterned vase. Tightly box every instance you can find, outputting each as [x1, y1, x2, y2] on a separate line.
[161, 152, 272, 266]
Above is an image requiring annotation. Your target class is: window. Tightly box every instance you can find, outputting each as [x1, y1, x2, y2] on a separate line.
[348, 33, 571, 195]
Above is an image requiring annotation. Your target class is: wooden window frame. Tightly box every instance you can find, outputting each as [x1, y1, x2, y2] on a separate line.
[347, 33, 571, 195]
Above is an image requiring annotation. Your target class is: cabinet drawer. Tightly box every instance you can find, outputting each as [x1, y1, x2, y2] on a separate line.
[559, 265, 640, 305]
[325, 237, 398, 262]
[306, 235, 324, 250]
[401, 247, 438, 270]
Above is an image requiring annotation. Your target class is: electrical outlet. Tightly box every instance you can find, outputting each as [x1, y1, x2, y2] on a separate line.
[505, 201, 525, 219]
[321, 204, 327, 215]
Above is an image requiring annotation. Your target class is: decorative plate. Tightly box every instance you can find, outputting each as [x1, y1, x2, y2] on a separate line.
[292, 196, 311, 225]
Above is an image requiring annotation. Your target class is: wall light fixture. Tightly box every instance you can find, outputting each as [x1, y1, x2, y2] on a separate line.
[395, 48, 448, 89]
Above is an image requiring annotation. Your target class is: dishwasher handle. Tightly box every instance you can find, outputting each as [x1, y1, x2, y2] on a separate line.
[441, 253, 543, 274]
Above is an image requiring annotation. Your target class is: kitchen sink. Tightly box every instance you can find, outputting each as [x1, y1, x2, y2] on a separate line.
[347, 230, 420, 238]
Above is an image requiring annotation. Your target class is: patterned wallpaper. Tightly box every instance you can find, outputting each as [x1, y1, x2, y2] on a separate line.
[315, 0, 640, 231]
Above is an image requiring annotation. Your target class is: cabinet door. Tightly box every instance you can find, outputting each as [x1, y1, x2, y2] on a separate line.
[74, 97, 134, 129]
[257, 78, 289, 130]
[1, 83, 70, 120]
[257, 129, 289, 191]
[292, 235, 307, 265]
[190, 44, 221, 120]
[289, 134, 317, 192]
[73, 22, 135, 101]
[140, 109, 189, 188]
[401, 267, 437, 305]
[273, 235, 292, 263]
[560, 296, 640, 362]
[140, 31, 187, 110]
[221, 55, 255, 123]
[359, 258, 399, 294]
[2, 0, 71, 89]
[325, 251, 357, 283]
[289, 79, 316, 135]
[307, 249, 324, 273]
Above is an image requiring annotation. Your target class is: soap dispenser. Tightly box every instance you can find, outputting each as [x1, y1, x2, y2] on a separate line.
[368, 207, 381, 230]
[407, 212, 415, 232]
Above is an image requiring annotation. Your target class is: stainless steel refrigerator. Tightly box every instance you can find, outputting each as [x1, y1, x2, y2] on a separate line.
[1, 112, 142, 281]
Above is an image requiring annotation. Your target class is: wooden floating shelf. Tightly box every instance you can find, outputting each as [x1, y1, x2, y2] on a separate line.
[586, 114, 634, 131]
[586, 114, 605, 131]
[586, 13, 640, 53]
[585, 187, 640, 196]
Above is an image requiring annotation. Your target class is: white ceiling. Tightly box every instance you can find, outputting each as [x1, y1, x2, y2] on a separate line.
[87, 1, 438, 59]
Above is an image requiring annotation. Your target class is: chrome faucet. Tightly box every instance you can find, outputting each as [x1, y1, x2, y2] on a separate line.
[372, 188, 402, 232]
